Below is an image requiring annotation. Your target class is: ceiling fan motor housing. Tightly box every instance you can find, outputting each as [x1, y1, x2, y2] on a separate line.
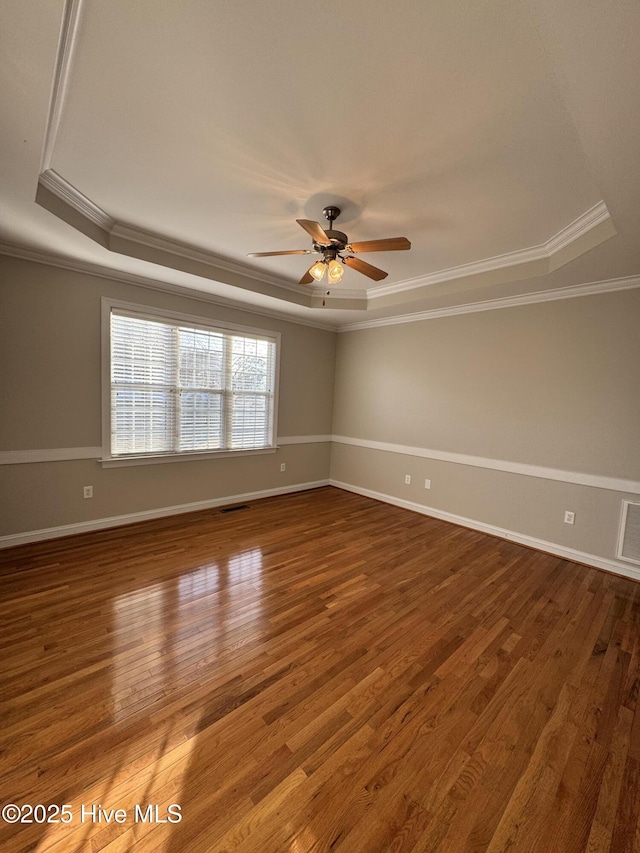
[314, 230, 349, 254]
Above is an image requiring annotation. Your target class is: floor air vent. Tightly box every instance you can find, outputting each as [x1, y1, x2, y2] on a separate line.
[617, 501, 640, 565]
[219, 504, 250, 514]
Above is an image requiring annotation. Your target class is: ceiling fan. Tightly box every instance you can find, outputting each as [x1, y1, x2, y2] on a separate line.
[248, 206, 411, 285]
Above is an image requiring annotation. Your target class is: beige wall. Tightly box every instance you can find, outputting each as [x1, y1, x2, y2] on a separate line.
[0, 256, 336, 537]
[331, 288, 640, 566]
[2, 253, 639, 572]
[333, 291, 640, 478]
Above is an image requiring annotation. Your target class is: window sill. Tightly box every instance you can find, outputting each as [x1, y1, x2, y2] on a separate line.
[100, 446, 278, 468]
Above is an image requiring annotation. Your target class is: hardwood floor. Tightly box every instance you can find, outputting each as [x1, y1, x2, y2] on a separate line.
[1, 486, 639, 852]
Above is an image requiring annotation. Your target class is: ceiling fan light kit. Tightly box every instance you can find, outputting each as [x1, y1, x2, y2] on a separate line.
[327, 258, 344, 283]
[247, 206, 411, 288]
[309, 260, 327, 281]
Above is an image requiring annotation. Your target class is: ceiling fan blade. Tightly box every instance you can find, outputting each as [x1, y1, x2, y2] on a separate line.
[296, 219, 331, 245]
[343, 256, 388, 281]
[299, 267, 315, 285]
[347, 237, 411, 253]
[247, 249, 312, 257]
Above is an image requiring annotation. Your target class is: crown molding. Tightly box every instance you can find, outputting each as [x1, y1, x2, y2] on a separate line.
[110, 221, 302, 294]
[39, 168, 114, 231]
[38, 162, 613, 310]
[38, 169, 304, 296]
[369, 201, 611, 298]
[0, 242, 338, 332]
[36, 1, 615, 316]
[39, 1, 307, 302]
[4, 241, 637, 333]
[544, 200, 610, 255]
[37, 170, 366, 304]
[40, 0, 84, 171]
[339, 274, 640, 331]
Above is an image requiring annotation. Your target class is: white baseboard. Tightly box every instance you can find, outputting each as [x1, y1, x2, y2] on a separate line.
[0, 480, 330, 549]
[4, 479, 639, 585]
[330, 479, 640, 583]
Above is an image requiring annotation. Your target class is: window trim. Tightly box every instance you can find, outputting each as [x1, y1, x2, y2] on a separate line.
[101, 298, 281, 466]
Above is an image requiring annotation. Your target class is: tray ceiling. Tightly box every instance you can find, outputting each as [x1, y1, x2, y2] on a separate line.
[1, 0, 639, 326]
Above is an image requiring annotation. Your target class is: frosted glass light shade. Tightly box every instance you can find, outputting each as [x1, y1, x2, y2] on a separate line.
[309, 261, 326, 281]
[327, 259, 344, 283]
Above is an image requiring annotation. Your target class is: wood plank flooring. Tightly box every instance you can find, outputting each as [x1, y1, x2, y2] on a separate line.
[1, 486, 639, 852]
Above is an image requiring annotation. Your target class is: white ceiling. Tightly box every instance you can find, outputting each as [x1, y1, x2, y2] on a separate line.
[1, 0, 639, 328]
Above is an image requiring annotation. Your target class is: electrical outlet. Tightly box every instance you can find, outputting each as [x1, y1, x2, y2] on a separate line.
[424, 479, 431, 489]
[280, 463, 286, 472]
[404, 474, 411, 485]
[564, 511, 575, 525]
[83, 485, 93, 499]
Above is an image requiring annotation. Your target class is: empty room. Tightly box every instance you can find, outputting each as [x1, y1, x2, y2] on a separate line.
[1, 1, 640, 851]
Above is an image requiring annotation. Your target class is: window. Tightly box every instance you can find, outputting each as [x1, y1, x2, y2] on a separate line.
[103, 302, 278, 462]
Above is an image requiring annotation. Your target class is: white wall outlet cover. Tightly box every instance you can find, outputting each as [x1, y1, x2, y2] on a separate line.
[424, 479, 431, 489]
[564, 511, 575, 524]
[280, 463, 286, 472]
[404, 474, 411, 484]
[83, 485, 93, 498]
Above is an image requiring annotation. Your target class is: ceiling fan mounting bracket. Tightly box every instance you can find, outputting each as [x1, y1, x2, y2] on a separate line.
[323, 206, 341, 225]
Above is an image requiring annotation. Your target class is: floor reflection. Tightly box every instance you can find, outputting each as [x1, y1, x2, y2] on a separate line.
[178, 563, 221, 600]
[110, 549, 264, 723]
[228, 547, 263, 588]
[36, 547, 266, 852]
[111, 583, 167, 723]
[177, 547, 263, 600]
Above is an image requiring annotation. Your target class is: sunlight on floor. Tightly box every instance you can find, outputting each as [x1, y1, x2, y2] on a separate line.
[35, 717, 199, 853]
[111, 583, 167, 723]
[35, 548, 265, 852]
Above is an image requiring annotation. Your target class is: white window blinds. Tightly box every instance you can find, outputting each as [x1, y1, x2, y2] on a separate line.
[110, 311, 277, 457]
